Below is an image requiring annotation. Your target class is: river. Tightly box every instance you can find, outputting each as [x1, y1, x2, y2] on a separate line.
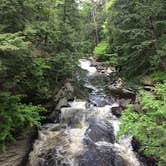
[28, 59, 143, 166]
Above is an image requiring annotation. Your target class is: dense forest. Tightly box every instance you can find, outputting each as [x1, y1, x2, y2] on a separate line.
[0, 0, 166, 166]
[0, 0, 82, 150]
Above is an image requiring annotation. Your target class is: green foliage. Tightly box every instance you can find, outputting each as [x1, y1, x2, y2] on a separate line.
[79, 0, 107, 53]
[102, 53, 119, 67]
[0, 92, 45, 152]
[118, 82, 166, 165]
[80, 1, 166, 165]
[94, 41, 109, 60]
[150, 71, 166, 83]
[81, 2, 91, 17]
[100, 0, 166, 78]
[94, 40, 118, 65]
[0, 0, 83, 151]
[105, 0, 116, 14]
[0, 33, 30, 52]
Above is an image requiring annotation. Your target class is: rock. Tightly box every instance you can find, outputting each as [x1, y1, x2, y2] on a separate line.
[108, 86, 136, 100]
[118, 99, 132, 109]
[132, 138, 158, 166]
[48, 98, 69, 120]
[97, 66, 106, 72]
[78, 141, 127, 166]
[86, 119, 115, 143]
[142, 78, 154, 86]
[90, 60, 100, 67]
[53, 81, 74, 103]
[61, 109, 89, 128]
[106, 67, 115, 75]
[0, 127, 37, 166]
[143, 85, 155, 91]
[111, 99, 132, 117]
[47, 109, 60, 122]
[111, 106, 123, 117]
[65, 82, 74, 92]
[134, 97, 142, 113]
[48, 81, 74, 120]
[56, 98, 69, 110]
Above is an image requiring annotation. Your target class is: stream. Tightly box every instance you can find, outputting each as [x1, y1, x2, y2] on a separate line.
[28, 59, 143, 166]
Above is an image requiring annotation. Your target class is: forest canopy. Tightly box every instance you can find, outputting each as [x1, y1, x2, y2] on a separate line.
[0, 0, 166, 165]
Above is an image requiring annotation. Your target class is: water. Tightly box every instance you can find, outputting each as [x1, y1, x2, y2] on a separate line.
[28, 59, 142, 166]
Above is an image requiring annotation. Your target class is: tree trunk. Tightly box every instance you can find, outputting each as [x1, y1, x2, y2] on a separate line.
[91, 1, 99, 45]
[148, 16, 158, 49]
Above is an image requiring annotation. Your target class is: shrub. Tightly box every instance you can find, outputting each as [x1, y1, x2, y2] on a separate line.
[150, 71, 166, 83]
[118, 82, 166, 165]
[0, 92, 45, 152]
[94, 41, 109, 60]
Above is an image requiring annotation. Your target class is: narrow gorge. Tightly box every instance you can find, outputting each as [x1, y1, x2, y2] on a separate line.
[28, 59, 142, 166]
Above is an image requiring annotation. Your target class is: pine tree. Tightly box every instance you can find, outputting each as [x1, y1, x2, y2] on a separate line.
[105, 0, 166, 78]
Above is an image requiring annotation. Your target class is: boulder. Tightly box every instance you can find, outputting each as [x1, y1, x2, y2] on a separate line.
[48, 98, 70, 120]
[108, 86, 136, 100]
[48, 81, 74, 120]
[111, 106, 123, 117]
[111, 99, 132, 117]
[118, 99, 132, 109]
[53, 81, 74, 103]
[56, 98, 69, 110]
[0, 127, 37, 166]
[78, 141, 128, 166]
[106, 67, 115, 75]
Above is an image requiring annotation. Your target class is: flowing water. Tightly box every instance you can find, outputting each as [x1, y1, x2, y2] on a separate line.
[28, 59, 142, 166]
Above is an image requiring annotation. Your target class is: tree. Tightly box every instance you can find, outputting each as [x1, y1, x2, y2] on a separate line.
[105, 0, 166, 78]
[0, 0, 83, 151]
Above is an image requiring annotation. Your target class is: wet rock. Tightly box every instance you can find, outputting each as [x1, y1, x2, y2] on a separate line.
[119, 99, 132, 109]
[65, 82, 74, 92]
[78, 142, 126, 166]
[68, 110, 88, 128]
[0, 127, 37, 166]
[97, 66, 106, 72]
[141, 78, 156, 91]
[132, 138, 158, 166]
[134, 103, 142, 113]
[53, 81, 74, 104]
[48, 98, 69, 121]
[108, 86, 136, 100]
[89, 94, 107, 107]
[48, 81, 74, 120]
[111, 106, 123, 117]
[61, 108, 89, 128]
[56, 98, 69, 110]
[86, 119, 115, 143]
[111, 99, 132, 117]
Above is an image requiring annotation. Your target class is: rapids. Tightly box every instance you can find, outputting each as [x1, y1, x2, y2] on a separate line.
[28, 59, 143, 166]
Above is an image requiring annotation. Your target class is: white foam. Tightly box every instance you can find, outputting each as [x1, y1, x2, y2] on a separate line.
[79, 59, 97, 75]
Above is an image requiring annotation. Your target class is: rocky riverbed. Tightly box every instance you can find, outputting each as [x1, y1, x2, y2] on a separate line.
[27, 58, 143, 166]
[0, 58, 147, 166]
